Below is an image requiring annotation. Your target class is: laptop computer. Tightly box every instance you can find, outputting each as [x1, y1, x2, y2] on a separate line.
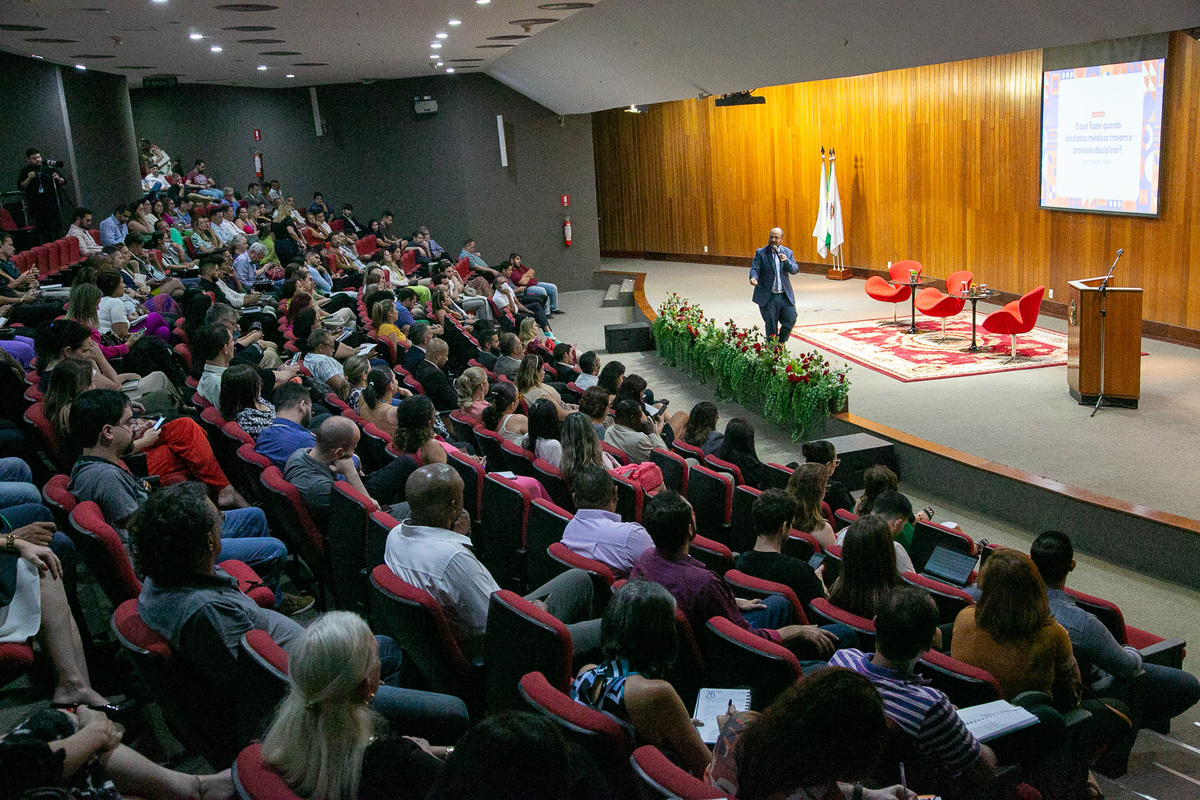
[921, 545, 978, 588]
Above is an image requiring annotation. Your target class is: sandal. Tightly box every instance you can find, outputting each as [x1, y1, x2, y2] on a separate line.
[1085, 772, 1105, 800]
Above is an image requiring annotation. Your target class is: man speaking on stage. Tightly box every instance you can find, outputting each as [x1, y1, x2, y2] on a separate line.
[749, 226, 800, 342]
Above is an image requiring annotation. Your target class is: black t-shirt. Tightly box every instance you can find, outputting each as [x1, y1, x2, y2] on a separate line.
[17, 164, 57, 204]
[825, 478, 855, 518]
[359, 736, 442, 800]
[271, 219, 297, 241]
[734, 549, 825, 621]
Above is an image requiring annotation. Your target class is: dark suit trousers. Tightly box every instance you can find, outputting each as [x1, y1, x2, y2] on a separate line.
[759, 292, 797, 341]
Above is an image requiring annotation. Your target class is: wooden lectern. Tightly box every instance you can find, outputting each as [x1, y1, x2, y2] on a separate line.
[1066, 277, 1142, 408]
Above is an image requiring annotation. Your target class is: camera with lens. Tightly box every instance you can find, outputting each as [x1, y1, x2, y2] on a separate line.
[43, 159, 63, 168]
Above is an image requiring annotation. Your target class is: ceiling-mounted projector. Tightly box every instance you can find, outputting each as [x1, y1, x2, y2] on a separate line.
[715, 91, 765, 107]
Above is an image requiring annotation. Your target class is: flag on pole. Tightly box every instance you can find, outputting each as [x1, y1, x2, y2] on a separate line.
[826, 154, 844, 256]
[812, 154, 829, 258]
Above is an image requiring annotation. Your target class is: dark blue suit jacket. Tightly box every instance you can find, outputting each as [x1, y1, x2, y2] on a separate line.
[749, 244, 799, 305]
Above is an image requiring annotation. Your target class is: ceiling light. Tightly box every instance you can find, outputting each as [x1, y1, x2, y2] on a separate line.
[257, 65, 267, 70]
[446, 67, 455, 73]
[31, 54, 44, 59]
[436, 32, 448, 39]
[74, 64, 86, 70]
[210, 45, 223, 52]
[285, 73, 294, 78]
[476, 0, 490, 4]
[448, 19, 461, 26]
[430, 54, 439, 58]
[152, 0, 168, 4]
[189, 32, 204, 40]
[436, 61, 443, 67]
[430, 42, 442, 49]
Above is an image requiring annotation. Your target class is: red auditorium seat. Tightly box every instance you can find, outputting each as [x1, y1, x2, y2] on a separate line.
[915, 269, 973, 340]
[865, 260, 923, 324]
[982, 285, 1046, 362]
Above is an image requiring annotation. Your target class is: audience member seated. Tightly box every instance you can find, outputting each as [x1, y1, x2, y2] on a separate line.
[835, 496, 915, 574]
[714, 417, 774, 489]
[524, 398, 563, 465]
[786, 463, 836, 550]
[207, 302, 286, 372]
[481, 382, 528, 446]
[715, 668, 906, 800]
[96, 270, 171, 345]
[473, 324, 500, 371]
[516, 355, 575, 421]
[862, 490, 922, 566]
[358, 367, 402, 438]
[371, 299, 405, 347]
[255, 382, 318, 469]
[507, 252, 561, 315]
[0, 706, 234, 800]
[574, 351, 600, 390]
[492, 332, 524, 380]
[341, 354, 371, 412]
[735, 490, 826, 621]
[596, 360, 625, 400]
[454, 366, 489, 422]
[384, 464, 600, 659]
[285, 417, 412, 530]
[630, 491, 845, 660]
[551, 342, 576, 379]
[571, 580, 711, 776]
[802, 439, 855, 515]
[301, 328, 350, 395]
[1, 510, 117, 710]
[679, 401, 722, 456]
[558, 412, 619, 484]
[1030, 530, 1200, 731]
[832, 587, 998, 795]
[855, 464, 899, 516]
[577, 387, 611, 440]
[220, 363, 276, 437]
[604, 400, 665, 464]
[495, 264, 550, 333]
[428, 711, 613, 800]
[415, 338, 458, 412]
[36, 318, 177, 411]
[614, 374, 687, 444]
[401, 322, 438, 375]
[67, 390, 310, 613]
[829, 515, 910, 621]
[262, 611, 461, 800]
[560, 467, 653, 577]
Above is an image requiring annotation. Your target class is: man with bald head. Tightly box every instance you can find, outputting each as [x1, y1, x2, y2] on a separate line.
[385, 463, 601, 658]
[749, 226, 800, 342]
[283, 416, 412, 529]
[415, 337, 457, 412]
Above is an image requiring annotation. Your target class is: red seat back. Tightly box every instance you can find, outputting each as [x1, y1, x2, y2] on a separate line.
[70, 501, 142, 604]
[485, 590, 574, 714]
[233, 743, 303, 800]
[724, 569, 808, 624]
[479, 474, 531, 590]
[631, 745, 730, 799]
[889, 260, 922, 281]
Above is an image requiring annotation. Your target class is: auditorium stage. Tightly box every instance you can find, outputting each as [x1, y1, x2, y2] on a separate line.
[607, 258, 1200, 527]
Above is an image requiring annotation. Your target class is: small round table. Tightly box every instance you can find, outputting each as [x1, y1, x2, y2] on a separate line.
[957, 289, 999, 353]
[889, 278, 930, 334]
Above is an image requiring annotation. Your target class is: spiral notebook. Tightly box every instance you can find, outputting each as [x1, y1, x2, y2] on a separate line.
[693, 688, 752, 745]
[956, 700, 1038, 741]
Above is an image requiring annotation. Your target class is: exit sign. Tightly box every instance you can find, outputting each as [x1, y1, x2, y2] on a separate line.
[142, 76, 178, 89]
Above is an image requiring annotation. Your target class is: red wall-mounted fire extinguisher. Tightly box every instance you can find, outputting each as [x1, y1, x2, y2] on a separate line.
[253, 152, 264, 179]
[563, 216, 572, 247]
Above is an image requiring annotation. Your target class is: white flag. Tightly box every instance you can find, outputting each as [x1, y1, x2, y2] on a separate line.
[826, 157, 844, 255]
[812, 157, 829, 258]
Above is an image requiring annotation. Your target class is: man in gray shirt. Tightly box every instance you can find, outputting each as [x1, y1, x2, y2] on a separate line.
[493, 333, 525, 381]
[283, 416, 411, 529]
[1030, 531, 1200, 732]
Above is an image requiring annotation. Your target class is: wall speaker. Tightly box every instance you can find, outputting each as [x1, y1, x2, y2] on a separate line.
[604, 322, 654, 353]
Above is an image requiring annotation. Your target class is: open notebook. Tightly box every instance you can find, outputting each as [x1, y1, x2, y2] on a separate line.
[956, 700, 1038, 741]
[693, 688, 751, 745]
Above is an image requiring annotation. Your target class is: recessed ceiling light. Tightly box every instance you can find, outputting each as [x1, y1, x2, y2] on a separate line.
[31, 54, 44, 59]
[257, 65, 267, 70]
[430, 42, 442, 49]
[285, 73, 294, 78]
[152, 0, 168, 4]
[436, 61, 443, 66]
[74, 64, 86, 70]
[430, 54, 439, 58]
[189, 32, 204, 40]
[448, 19, 461, 26]
[436, 32, 448, 39]
[446, 67, 455, 72]
[476, 0, 490, 4]
[210, 45, 223, 52]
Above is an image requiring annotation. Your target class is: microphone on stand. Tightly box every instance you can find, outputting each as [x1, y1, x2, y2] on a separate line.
[1100, 248, 1123, 289]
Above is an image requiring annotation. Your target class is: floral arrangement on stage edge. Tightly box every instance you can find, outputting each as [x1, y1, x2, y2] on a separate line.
[652, 293, 851, 441]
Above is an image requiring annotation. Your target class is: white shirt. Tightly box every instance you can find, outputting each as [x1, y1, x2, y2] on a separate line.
[835, 529, 915, 575]
[197, 363, 226, 408]
[67, 224, 102, 255]
[96, 295, 128, 334]
[302, 352, 344, 384]
[561, 508, 654, 575]
[214, 219, 242, 244]
[532, 438, 562, 468]
[574, 373, 599, 390]
[384, 520, 500, 656]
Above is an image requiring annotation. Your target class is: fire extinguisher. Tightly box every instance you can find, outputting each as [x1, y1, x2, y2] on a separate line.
[563, 216, 572, 247]
[253, 152, 264, 179]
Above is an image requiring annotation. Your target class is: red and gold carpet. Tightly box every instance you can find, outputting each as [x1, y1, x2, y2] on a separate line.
[790, 317, 1067, 382]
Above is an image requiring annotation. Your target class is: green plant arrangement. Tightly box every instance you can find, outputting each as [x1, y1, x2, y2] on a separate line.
[653, 294, 851, 440]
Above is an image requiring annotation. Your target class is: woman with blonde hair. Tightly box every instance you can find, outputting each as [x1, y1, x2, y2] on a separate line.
[785, 463, 835, 550]
[343, 354, 372, 411]
[515, 354, 574, 421]
[262, 611, 450, 800]
[455, 366, 489, 421]
[518, 316, 541, 350]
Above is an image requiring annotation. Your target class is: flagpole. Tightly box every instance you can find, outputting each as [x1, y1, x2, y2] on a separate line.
[827, 147, 851, 281]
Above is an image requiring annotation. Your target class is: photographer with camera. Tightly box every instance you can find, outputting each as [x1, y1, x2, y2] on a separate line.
[17, 148, 67, 243]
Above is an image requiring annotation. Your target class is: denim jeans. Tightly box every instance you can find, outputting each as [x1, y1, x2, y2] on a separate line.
[743, 596, 861, 660]
[524, 282, 559, 311]
[1142, 662, 1200, 725]
[0, 458, 41, 508]
[218, 507, 288, 605]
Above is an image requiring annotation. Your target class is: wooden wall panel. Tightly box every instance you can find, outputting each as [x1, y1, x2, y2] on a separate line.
[594, 32, 1200, 330]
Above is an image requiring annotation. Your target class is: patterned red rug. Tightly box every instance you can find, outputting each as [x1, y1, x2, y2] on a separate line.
[790, 317, 1067, 382]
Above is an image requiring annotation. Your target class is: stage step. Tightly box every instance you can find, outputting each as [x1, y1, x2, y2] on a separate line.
[601, 279, 635, 308]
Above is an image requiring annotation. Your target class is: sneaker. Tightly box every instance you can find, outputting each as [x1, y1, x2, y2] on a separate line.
[551, 309, 566, 315]
[277, 593, 315, 617]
